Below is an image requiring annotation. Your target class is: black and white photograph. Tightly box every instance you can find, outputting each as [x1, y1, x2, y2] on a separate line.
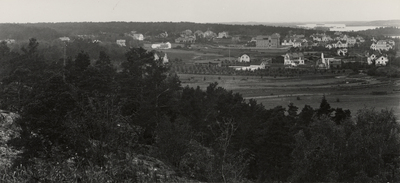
[0, 0, 399, 182]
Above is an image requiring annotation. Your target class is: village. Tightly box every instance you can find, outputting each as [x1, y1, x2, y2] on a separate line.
[115, 29, 397, 73]
[1, 25, 397, 77]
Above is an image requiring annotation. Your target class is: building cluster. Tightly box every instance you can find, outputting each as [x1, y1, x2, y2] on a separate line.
[367, 52, 389, 66]
[281, 33, 367, 49]
[5, 25, 391, 71]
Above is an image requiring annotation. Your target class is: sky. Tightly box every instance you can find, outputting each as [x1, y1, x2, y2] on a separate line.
[0, 0, 399, 23]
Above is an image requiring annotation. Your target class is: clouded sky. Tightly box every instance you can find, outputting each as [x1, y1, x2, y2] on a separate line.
[1, 0, 399, 23]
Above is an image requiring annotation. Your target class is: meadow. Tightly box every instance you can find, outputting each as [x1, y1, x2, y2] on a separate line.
[179, 73, 400, 120]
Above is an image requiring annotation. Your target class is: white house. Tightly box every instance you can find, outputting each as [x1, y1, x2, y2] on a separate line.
[283, 53, 305, 66]
[293, 40, 302, 47]
[321, 35, 332, 42]
[59, 37, 70, 42]
[151, 42, 171, 49]
[367, 54, 377, 65]
[375, 56, 389, 66]
[370, 40, 392, 51]
[133, 34, 144, 41]
[337, 49, 348, 56]
[318, 53, 341, 69]
[204, 30, 217, 39]
[116, 39, 126, 46]
[234, 61, 268, 71]
[347, 37, 357, 45]
[282, 38, 294, 46]
[370, 54, 377, 60]
[238, 54, 251, 62]
[332, 40, 348, 48]
[218, 31, 229, 38]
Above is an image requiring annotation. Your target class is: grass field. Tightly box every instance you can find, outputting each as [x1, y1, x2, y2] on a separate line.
[178, 73, 400, 120]
[145, 43, 289, 65]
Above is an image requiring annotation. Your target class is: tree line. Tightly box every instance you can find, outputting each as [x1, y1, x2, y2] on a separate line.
[0, 38, 399, 182]
[1, 22, 320, 41]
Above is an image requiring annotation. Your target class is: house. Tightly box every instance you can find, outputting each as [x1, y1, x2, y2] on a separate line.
[340, 34, 349, 41]
[203, 30, 217, 39]
[151, 42, 171, 49]
[232, 61, 268, 71]
[293, 39, 302, 47]
[375, 56, 389, 66]
[346, 37, 357, 46]
[218, 31, 229, 38]
[194, 60, 222, 67]
[371, 37, 377, 42]
[175, 36, 196, 43]
[370, 40, 392, 51]
[332, 40, 348, 48]
[159, 32, 168, 38]
[321, 35, 332, 42]
[328, 58, 342, 68]
[238, 54, 251, 62]
[337, 49, 348, 56]
[181, 30, 193, 37]
[367, 52, 382, 65]
[59, 37, 70, 42]
[132, 34, 144, 41]
[311, 35, 322, 42]
[356, 35, 365, 42]
[116, 39, 126, 46]
[317, 53, 341, 69]
[387, 40, 395, 46]
[153, 51, 169, 64]
[293, 34, 305, 38]
[282, 38, 294, 46]
[334, 31, 342, 35]
[369, 53, 377, 60]
[283, 53, 305, 66]
[325, 44, 333, 49]
[231, 36, 240, 42]
[194, 30, 204, 38]
[255, 33, 280, 48]
[213, 38, 234, 44]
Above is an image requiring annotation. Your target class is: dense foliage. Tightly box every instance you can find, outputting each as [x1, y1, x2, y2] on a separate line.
[0, 39, 399, 182]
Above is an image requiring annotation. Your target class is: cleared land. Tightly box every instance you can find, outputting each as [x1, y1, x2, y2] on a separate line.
[179, 73, 400, 120]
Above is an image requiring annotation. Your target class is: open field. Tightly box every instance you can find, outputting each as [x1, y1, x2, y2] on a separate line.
[179, 73, 400, 120]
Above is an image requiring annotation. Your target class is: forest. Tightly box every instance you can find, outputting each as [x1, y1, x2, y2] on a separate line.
[0, 38, 399, 182]
[0, 22, 310, 40]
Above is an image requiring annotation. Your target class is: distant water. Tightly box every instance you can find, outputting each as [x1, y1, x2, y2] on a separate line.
[330, 26, 385, 32]
[297, 25, 390, 32]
